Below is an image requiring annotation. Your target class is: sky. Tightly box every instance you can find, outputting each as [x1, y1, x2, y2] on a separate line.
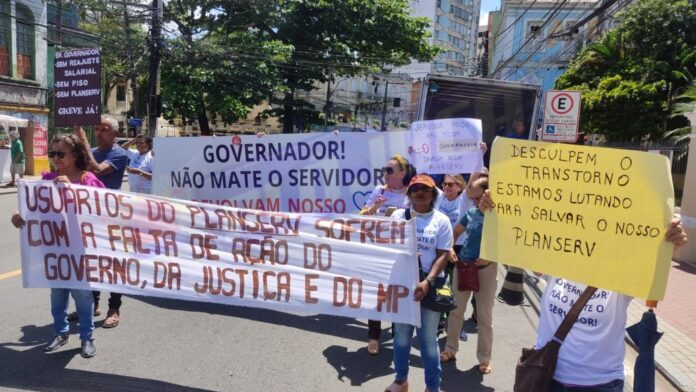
[480, 0, 502, 26]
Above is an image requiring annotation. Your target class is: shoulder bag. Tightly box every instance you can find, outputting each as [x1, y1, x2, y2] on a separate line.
[405, 209, 457, 313]
[513, 285, 597, 392]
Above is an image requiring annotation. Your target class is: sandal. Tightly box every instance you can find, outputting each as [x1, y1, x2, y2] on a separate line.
[384, 380, 408, 392]
[478, 362, 492, 374]
[368, 339, 379, 355]
[439, 351, 456, 363]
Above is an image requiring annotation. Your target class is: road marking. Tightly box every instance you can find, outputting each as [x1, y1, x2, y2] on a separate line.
[0, 269, 21, 280]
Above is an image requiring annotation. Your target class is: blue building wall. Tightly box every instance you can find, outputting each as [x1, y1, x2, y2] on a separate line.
[491, 3, 597, 94]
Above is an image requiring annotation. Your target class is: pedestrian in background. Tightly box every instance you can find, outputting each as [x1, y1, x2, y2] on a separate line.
[4, 130, 24, 187]
[121, 134, 154, 194]
[11, 133, 104, 358]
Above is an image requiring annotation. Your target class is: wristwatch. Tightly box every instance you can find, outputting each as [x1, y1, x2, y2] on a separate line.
[425, 276, 435, 287]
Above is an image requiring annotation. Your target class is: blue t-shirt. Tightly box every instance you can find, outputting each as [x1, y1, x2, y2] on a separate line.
[92, 145, 128, 190]
[458, 207, 484, 260]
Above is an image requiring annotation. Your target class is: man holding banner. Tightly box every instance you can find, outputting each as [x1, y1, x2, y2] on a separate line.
[74, 117, 128, 328]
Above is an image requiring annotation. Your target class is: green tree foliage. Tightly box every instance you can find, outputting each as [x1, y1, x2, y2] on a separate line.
[162, 0, 438, 133]
[75, 1, 149, 111]
[556, 0, 696, 141]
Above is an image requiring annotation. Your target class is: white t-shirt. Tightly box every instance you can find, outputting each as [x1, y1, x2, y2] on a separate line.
[391, 208, 453, 275]
[363, 185, 407, 216]
[126, 150, 153, 194]
[436, 192, 471, 245]
[536, 276, 631, 385]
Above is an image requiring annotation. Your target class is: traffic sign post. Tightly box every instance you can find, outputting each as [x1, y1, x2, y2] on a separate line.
[541, 90, 581, 143]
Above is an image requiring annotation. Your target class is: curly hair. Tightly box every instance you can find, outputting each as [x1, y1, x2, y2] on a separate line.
[51, 134, 89, 171]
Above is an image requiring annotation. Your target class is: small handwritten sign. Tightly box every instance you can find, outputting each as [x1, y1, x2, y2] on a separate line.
[480, 137, 675, 300]
[409, 118, 483, 174]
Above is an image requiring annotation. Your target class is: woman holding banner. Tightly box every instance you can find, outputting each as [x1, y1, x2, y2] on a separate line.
[11, 133, 104, 358]
[361, 154, 415, 355]
[477, 192, 688, 391]
[385, 174, 453, 392]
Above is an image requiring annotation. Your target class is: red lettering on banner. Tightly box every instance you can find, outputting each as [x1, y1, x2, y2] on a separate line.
[305, 274, 319, 304]
[314, 218, 407, 245]
[190, 234, 219, 260]
[80, 222, 96, 248]
[376, 284, 409, 313]
[27, 219, 70, 247]
[43, 253, 141, 287]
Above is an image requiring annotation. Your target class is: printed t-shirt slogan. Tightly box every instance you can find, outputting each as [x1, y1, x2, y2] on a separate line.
[480, 137, 675, 300]
[18, 181, 422, 326]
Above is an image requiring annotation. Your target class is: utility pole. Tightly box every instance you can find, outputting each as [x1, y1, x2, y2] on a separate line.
[123, 3, 139, 132]
[380, 79, 389, 132]
[324, 64, 332, 132]
[55, 0, 62, 47]
[147, 0, 162, 136]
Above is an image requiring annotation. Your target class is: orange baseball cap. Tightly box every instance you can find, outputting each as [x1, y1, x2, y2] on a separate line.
[408, 174, 436, 190]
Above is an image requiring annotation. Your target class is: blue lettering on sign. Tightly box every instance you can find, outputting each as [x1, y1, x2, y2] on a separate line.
[545, 125, 556, 134]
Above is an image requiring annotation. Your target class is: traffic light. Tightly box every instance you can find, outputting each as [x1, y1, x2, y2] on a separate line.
[393, 98, 400, 107]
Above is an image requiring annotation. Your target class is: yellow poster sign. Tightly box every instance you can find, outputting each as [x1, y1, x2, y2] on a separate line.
[480, 137, 675, 300]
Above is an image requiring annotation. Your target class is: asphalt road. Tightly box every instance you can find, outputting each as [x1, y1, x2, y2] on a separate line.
[0, 187, 676, 392]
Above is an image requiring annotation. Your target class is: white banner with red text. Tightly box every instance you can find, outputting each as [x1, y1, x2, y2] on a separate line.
[18, 180, 421, 325]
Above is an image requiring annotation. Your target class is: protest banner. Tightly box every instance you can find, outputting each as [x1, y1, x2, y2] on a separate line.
[18, 181, 421, 325]
[54, 48, 101, 127]
[480, 137, 675, 300]
[152, 132, 411, 213]
[409, 118, 483, 174]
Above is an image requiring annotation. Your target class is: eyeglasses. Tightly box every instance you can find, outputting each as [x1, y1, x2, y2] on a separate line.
[410, 184, 431, 193]
[382, 166, 402, 175]
[443, 182, 457, 188]
[469, 194, 484, 202]
[48, 151, 67, 159]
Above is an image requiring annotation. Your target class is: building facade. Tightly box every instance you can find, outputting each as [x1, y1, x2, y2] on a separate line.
[489, 0, 600, 92]
[0, 0, 49, 174]
[398, 0, 482, 78]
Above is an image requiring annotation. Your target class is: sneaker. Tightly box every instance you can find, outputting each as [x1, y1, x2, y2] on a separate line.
[102, 309, 120, 328]
[44, 334, 69, 352]
[81, 339, 96, 358]
[460, 329, 468, 341]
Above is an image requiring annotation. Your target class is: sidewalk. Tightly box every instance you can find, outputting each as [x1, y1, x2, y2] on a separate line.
[522, 261, 696, 392]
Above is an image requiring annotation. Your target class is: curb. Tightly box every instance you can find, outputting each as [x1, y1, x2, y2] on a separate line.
[517, 267, 690, 392]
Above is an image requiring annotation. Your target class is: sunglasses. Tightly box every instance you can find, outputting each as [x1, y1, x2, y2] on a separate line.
[410, 184, 431, 193]
[48, 151, 67, 159]
[442, 182, 458, 188]
[382, 166, 402, 175]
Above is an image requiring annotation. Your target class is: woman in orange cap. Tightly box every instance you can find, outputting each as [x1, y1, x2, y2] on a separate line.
[384, 174, 453, 392]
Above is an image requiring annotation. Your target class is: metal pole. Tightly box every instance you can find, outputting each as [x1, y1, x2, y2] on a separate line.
[324, 64, 331, 132]
[147, 0, 161, 136]
[380, 80, 389, 132]
[55, 0, 62, 47]
[123, 4, 139, 126]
